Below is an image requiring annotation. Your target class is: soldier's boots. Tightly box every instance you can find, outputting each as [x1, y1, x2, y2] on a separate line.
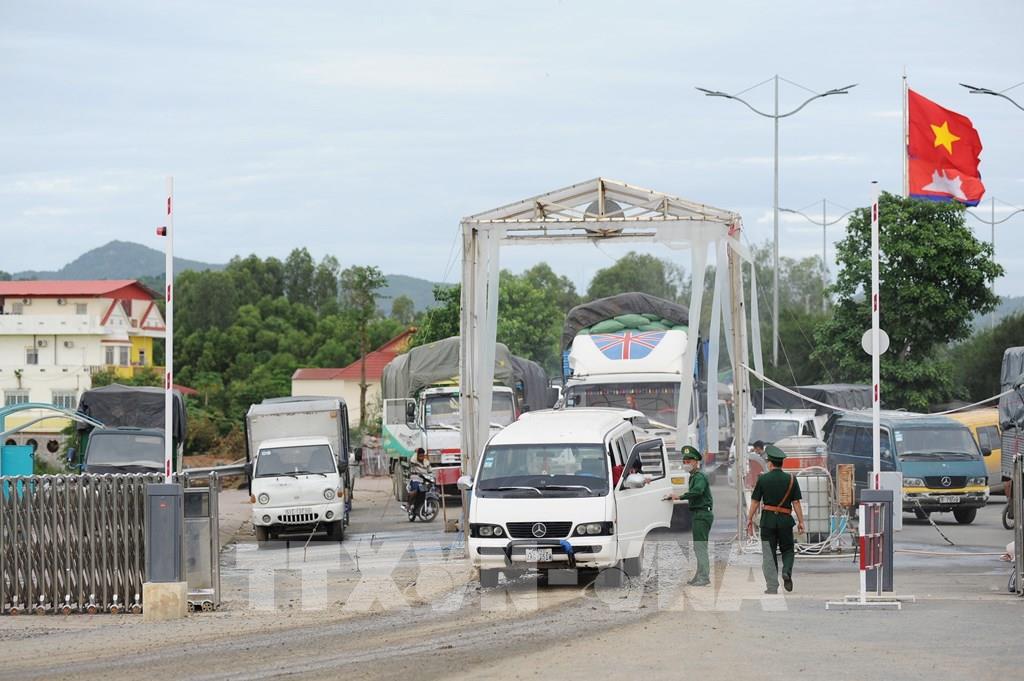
[783, 573, 793, 592]
[687, 574, 710, 587]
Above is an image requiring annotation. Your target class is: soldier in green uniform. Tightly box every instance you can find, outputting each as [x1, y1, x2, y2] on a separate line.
[745, 445, 805, 594]
[666, 446, 713, 586]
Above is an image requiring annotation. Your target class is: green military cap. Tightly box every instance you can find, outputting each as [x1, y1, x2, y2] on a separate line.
[680, 445, 702, 461]
[764, 444, 786, 462]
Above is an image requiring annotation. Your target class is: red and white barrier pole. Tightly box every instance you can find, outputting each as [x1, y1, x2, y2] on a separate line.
[870, 181, 881, 490]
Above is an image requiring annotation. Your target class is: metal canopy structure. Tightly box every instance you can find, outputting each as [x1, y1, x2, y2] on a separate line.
[459, 177, 765, 533]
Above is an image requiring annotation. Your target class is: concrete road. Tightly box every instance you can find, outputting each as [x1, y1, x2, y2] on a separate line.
[0, 476, 1019, 681]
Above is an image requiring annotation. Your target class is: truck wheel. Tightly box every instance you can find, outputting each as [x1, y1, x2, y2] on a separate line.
[255, 525, 270, 542]
[327, 520, 345, 542]
[953, 508, 977, 525]
[479, 569, 500, 588]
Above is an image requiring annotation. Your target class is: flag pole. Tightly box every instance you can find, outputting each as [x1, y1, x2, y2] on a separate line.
[902, 68, 909, 198]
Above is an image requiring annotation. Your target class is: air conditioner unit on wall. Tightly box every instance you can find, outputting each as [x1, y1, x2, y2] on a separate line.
[37, 339, 48, 348]
[57, 298, 67, 305]
[63, 341, 74, 348]
[21, 298, 31, 305]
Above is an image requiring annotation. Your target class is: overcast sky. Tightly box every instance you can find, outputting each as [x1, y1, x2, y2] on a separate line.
[2, 0, 1023, 296]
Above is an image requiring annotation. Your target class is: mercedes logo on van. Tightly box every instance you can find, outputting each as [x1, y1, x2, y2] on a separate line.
[941, 476, 952, 487]
[531, 523, 547, 538]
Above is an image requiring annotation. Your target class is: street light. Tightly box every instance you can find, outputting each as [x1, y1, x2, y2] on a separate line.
[696, 76, 857, 365]
[960, 81, 1024, 112]
[779, 201, 857, 314]
[965, 197, 1024, 328]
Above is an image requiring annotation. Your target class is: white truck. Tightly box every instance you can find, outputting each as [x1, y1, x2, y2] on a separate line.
[246, 397, 352, 542]
[559, 293, 712, 510]
[381, 336, 554, 499]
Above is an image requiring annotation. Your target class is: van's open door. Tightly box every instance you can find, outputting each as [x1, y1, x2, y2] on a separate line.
[614, 438, 674, 559]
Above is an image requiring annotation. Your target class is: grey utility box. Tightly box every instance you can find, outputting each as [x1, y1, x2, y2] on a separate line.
[859, 488, 895, 593]
[145, 483, 186, 583]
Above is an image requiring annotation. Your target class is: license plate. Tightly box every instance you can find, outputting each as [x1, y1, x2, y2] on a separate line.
[284, 507, 313, 515]
[938, 496, 960, 504]
[524, 548, 552, 562]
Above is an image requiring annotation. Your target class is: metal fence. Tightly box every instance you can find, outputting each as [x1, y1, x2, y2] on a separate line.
[359, 448, 389, 477]
[0, 473, 162, 615]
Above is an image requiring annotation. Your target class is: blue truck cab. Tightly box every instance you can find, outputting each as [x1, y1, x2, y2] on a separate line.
[825, 411, 989, 524]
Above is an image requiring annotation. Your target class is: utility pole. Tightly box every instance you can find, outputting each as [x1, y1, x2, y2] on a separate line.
[697, 77, 856, 365]
[779, 201, 856, 315]
[965, 197, 1024, 328]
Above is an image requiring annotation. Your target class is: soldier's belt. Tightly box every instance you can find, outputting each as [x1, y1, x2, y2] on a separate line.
[761, 504, 792, 515]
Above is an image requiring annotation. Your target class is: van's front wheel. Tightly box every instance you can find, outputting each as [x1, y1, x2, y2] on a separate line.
[255, 525, 270, 542]
[953, 507, 977, 524]
[479, 569, 500, 588]
[327, 520, 345, 541]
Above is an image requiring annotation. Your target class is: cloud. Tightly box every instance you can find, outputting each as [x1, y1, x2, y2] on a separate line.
[728, 153, 865, 167]
[869, 110, 902, 119]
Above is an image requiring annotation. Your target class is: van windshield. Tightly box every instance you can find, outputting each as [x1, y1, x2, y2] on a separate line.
[750, 419, 799, 444]
[86, 432, 163, 468]
[256, 444, 336, 477]
[894, 428, 981, 461]
[477, 444, 608, 497]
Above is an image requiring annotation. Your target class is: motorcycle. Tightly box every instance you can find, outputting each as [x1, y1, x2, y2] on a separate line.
[403, 475, 440, 522]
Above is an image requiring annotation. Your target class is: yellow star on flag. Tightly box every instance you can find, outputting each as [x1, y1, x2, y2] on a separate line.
[931, 120, 960, 154]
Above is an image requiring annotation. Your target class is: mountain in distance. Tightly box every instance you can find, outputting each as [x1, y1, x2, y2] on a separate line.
[973, 295, 1024, 328]
[9, 240, 446, 314]
[14, 240, 222, 280]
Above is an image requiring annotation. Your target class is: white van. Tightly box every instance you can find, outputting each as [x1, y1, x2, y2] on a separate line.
[458, 408, 674, 587]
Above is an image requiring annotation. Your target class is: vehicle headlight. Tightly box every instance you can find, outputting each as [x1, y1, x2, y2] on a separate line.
[471, 524, 504, 538]
[262, 514, 271, 523]
[968, 477, 987, 486]
[575, 522, 608, 536]
[323, 488, 336, 501]
[257, 493, 270, 505]
[902, 478, 925, 487]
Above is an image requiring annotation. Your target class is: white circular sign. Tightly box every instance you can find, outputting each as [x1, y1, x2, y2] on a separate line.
[861, 329, 890, 355]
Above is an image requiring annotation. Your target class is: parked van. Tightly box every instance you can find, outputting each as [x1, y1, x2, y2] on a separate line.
[948, 408, 1003, 490]
[825, 411, 989, 524]
[458, 408, 674, 587]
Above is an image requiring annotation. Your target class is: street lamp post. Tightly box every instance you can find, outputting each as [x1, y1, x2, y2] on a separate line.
[697, 77, 857, 365]
[779, 201, 856, 314]
[965, 197, 1024, 328]
[961, 81, 1024, 112]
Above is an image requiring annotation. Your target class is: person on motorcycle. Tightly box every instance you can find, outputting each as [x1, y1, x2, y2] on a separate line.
[407, 447, 433, 521]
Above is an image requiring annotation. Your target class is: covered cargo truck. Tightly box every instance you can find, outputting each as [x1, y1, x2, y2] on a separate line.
[381, 336, 554, 500]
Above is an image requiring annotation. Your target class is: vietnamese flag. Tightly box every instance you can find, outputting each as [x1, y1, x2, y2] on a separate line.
[907, 89, 985, 206]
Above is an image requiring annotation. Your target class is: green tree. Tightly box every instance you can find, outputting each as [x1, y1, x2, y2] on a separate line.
[411, 285, 460, 347]
[284, 248, 316, 306]
[813, 193, 1002, 410]
[390, 294, 416, 325]
[948, 313, 1024, 402]
[522, 263, 580, 313]
[312, 255, 341, 315]
[340, 265, 387, 431]
[586, 252, 686, 302]
[0, 271, 11, 281]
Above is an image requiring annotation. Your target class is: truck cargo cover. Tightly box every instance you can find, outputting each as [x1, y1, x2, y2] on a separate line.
[76, 384, 187, 440]
[381, 336, 516, 400]
[561, 293, 689, 351]
[999, 346, 1024, 429]
[753, 384, 872, 415]
[510, 355, 555, 412]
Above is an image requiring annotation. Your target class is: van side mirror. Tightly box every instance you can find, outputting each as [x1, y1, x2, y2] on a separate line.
[406, 402, 417, 426]
[545, 387, 560, 408]
[457, 475, 474, 491]
[623, 473, 646, 489]
[66, 447, 76, 464]
[354, 447, 363, 463]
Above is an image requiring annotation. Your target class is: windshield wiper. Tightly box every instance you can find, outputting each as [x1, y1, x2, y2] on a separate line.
[292, 470, 328, 477]
[540, 484, 595, 494]
[481, 485, 542, 495]
[260, 472, 298, 479]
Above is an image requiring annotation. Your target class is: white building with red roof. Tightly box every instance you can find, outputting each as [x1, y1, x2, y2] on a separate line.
[292, 328, 414, 426]
[0, 280, 165, 455]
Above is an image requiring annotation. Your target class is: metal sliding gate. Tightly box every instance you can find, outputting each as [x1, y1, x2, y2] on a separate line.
[1, 474, 161, 615]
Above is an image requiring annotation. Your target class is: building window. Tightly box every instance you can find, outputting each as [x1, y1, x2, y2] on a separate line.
[138, 349, 147, 366]
[26, 348, 39, 365]
[118, 346, 130, 366]
[4, 390, 29, 406]
[12, 302, 24, 315]
[75, 303, 88, 315]
[105, 346, 115, 365]
[52, 390, 77, 410]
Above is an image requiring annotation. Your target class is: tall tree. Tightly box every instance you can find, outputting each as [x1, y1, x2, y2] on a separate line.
[586, 252, 686, 302]
[340, 265, 387, 431]
[522, 263, 580, 313]
[312, 255, 341, 314]
[390, 294, 416, 325]
[283, 248, 316, 306]
[813, 193, 1001, 410]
